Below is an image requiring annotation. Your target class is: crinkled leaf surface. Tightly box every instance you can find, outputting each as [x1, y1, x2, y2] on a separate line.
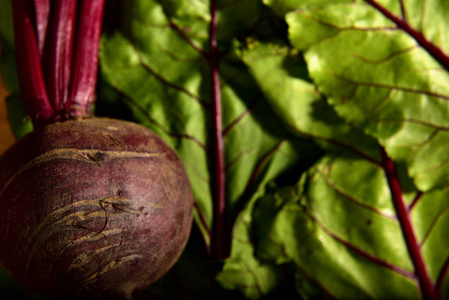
[239, 1, 449, 298]
[284, 0, 449, 191]
[252, 151, 449, 299]
[215, 196, 285, 299]
[239, 39, 379, 161]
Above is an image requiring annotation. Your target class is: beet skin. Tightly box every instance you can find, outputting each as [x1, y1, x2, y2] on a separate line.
[0, 118, 194, 299]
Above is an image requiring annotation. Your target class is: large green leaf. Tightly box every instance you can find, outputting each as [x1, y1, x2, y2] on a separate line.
[252, 152, 449, 298]
[239, 39, 379, 161]
[216, 195, 284, 299]
[237, 2, 449, 297]
[284, 0, 449, 191]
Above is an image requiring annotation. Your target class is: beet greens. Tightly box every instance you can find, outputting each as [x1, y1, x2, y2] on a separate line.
[2, 0, 449, 299]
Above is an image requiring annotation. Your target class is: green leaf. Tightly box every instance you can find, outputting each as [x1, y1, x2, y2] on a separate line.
[239, 39, 380, 162]
[285, 1, 449, 191]
[216, 196, 283, 299]
[262, 0, 352, 17]
[252, 152, 449, 299]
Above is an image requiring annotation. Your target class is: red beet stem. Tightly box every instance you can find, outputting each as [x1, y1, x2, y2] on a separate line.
[380, 147, 437, 300]
[366, 0, 449, 73]
[32, 0, 50, 56]
[12, 0, 53, 128]
[67, 0, 105, 117]
[43, 0, 77, 118]
[208, 0, 228, 260]
[11, 0, 105, 128]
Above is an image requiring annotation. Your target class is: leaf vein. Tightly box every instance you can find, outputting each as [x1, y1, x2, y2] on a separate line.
[331, 73, 449, 100]
[223, 94, 260, 137]
[306, 208, 416, 280]
[419, 202, 449, 248]
[317, 168, 397, 220]
[131, 44, 210, 108]
[351, 46, 418, 65]
[155, 0, 208, 58]
[112, 87, 207, 150]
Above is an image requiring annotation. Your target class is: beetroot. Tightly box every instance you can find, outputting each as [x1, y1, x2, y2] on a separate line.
[0, 118, 194, 298]
[0, 1, 194, 298]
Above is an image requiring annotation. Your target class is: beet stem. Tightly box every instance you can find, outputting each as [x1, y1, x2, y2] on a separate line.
[67, 0, 105, 116]
[43, 0, 77, 117]
[366, 0, 449, 72]
[33, 0, 50, 56]
[12, 0, 53, 128]
[380, 147, 438, 300]
[208, 0, 228, 261]
[12, 0, 105, 127]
